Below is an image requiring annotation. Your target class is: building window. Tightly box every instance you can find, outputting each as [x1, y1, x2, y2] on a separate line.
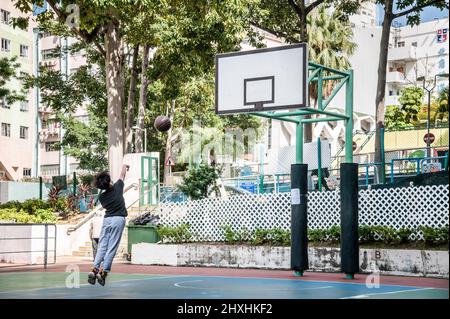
[411, 42, 417, 47]
[0, 9, 10, 24]
[41, 49, 58, 60]
[397, 41, 405, 48]
[1, 38, 11, 52]
[1, 123, 11, 137]
[23, 168, 31, 177]
[20, 45, 29, 57]
[1, 97, 9, 109]
[20, 126, 28, 139]
[389, 90, 394, 96]
[20, 100, 29, 112]
[45, 142, 58, 152]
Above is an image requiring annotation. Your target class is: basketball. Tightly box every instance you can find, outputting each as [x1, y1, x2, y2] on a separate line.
[154, 115, 172, 132]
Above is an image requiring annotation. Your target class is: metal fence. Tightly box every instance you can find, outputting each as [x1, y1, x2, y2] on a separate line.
[0, 223, 56, 268]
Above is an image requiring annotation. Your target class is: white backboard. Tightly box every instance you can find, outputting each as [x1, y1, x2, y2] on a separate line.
[215, 43, 308, 115]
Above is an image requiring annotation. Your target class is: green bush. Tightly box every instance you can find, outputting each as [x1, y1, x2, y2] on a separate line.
[0, 200, 22, 210]
[372, 226, 397, 244]
[268, 228, 290, 246]
[253, 229, 269, 245]
[396, 227, 415, 244]
[20, 199, 51, 214]
[419, 226, 449, 245]
[0, 208, 56, 223]
[221, 225, 251, 244]
[157, 223, 192, 243]
[359, 225, 376, 243]
[327, 225, 341, 243]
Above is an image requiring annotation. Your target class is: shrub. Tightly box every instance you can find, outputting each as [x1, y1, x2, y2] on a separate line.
[372, 226, 397, 244]
[21, 199, 50, 214]
[253, 229, 269, 245]
[327, 225, 341, 242]
[396, 227, 415, 244]
[268, 228, 290, 246]
[419, 226, 449, 245]
[359, 225, 376, 244]
[0, 208, 56, 223]
[157, 223, 192, 244]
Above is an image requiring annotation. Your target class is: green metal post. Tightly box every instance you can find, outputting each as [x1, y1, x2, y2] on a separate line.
[259, 144, 265, 193]
[147, 158, 153, 204]
[39, 176, 43, 200]
[344, 70, 354, 163]
[317, 138, 322, 191]
[72, 172, 76, 196]
[140, 157, 144, 206]
[380, 127, 386, 184]
[296, 117, 304, 164]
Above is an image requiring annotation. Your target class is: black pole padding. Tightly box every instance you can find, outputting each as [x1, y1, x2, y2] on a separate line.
[291, 163, 309, 275]
[340, 163, 359, 278]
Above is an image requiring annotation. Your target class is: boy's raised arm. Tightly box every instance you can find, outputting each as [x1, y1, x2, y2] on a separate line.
[119, 164, 130, 181]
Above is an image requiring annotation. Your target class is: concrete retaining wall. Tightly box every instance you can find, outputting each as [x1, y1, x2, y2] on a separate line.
[132, 243, 449, 278]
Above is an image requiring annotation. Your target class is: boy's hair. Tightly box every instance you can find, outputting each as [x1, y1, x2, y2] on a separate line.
[94, 171, 111, 190]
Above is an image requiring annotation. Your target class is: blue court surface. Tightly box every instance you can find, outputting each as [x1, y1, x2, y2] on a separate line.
[0, 272, 448, 299]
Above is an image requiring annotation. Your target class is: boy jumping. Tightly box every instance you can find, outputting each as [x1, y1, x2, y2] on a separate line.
[88, 164, 129, 286]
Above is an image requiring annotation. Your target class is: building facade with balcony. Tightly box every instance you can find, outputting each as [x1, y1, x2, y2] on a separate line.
[386, 18, 449, 106]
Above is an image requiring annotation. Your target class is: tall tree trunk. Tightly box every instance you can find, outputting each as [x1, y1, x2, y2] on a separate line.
[125, 44, 140, 153]
[298, 0, 313, 142]
[374, 1, 394, 181]
[163, 100, 176, 185]
[105, 19, 124, 181]
[135, 44, 150, 153]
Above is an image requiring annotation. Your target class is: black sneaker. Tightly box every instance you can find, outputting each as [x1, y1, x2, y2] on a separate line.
[96, 270, 108, 286]
[88, 267, 99, 285]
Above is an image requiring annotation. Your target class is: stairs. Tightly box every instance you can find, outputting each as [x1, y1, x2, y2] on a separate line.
[71, 205, 158, 261]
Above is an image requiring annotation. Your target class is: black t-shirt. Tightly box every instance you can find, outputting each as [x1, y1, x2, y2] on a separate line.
[99, 179, 128, 218]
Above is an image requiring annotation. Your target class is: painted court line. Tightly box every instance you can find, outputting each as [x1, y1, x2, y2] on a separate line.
[341, 287, 445, 299]
[174, 279, 334, 291]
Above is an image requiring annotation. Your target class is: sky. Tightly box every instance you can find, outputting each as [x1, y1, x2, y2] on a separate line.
[377, 2, 449, 26]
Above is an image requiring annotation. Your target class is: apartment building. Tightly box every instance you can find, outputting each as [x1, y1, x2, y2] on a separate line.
[0, 0, 87, 181]
[0, 1, 35, 181]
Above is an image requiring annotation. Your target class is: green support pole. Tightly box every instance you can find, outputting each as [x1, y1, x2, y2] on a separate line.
[317, 137, 322, 191]
[296, 117, 304, 164]
[380, 127, 386, 184]
[259, 144, 264, 193]
[344, 70, 354, 163]
[39, 176, 43, 200]
[73, 172, 77, 196]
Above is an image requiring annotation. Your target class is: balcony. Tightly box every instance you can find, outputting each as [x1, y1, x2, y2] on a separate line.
[39, 127, 60, 141]
[386, 71, 406, 84]
[385, 95, 400, 106]
[388, 46, 417, 62]
[38, 106, 52, 113]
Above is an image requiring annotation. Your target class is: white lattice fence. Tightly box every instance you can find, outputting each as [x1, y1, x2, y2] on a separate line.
[158, 184, 449, 242]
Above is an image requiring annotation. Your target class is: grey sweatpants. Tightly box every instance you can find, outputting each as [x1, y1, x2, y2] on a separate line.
[93, 216, 126, 271]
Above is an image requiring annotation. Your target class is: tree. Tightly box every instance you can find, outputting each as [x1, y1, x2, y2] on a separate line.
[307, 7, 356, 106]
[14, 0, 261, 181]
[251, 1, 359, 141]
[178, 164, 221, 200]
[373, 0, 448, 180]
[384, 105, 411, 129]
[0, 56, 26, 104]
[398, 86, 424, 123]
[434, 86, 449, 123]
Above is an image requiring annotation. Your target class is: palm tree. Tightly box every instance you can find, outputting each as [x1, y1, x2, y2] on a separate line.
[304, 7, 357, 141]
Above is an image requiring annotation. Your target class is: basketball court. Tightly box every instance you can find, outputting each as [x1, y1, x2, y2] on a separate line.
[0, 263, 447, 299]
